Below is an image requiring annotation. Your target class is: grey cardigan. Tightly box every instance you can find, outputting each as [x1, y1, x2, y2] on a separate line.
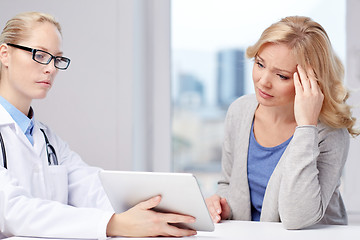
[216, 94, 349, 229]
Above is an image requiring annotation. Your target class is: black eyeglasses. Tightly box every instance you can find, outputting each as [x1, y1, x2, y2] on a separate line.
[7, 43, 71, 70]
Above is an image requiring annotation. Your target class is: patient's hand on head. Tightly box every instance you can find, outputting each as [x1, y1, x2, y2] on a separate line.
[206, 194, 231, 223]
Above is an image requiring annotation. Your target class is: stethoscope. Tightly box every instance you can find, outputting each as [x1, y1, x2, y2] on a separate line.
[0, 129, 58, 169]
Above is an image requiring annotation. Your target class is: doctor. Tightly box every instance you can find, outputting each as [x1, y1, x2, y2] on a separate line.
[0, 12, 196, 239]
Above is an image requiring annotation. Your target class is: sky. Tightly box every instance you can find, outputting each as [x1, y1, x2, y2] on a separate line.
[172, 0, 345, 54]
[171, 0, 346, 106]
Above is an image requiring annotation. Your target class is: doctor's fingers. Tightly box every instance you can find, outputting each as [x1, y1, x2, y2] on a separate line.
[136, 195, 162, 210]
[158, 212, 196, 224]
[159, 223, 197, 237]
[155, 213, 197, 237]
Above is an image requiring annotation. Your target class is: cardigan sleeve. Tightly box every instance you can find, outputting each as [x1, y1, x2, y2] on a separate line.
[278, 125, 349, 229]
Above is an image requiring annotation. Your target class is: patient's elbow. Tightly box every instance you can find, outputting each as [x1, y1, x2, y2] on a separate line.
[282, 220, 306, 230]
[280, 212, 323, 230]
[280, 202, 324, 230]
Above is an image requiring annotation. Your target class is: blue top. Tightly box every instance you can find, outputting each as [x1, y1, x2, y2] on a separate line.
[247, 121, 292, 221]
[0, 96, 34, 145]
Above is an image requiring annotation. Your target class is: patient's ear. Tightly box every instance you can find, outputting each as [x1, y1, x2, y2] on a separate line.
[0, 44, 10, 67]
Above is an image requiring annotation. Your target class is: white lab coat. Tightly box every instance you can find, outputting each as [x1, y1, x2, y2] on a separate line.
[0, 105, 114, 239]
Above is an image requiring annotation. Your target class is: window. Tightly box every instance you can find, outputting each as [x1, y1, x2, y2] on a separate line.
[171, 0, 346, 197]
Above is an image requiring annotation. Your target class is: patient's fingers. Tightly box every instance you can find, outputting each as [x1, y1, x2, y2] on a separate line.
[206, 195, 222, 223]
[220, 198, 231, 220]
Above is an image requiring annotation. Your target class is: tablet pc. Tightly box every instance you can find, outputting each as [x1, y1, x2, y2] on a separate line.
[99, 170, 214, 232]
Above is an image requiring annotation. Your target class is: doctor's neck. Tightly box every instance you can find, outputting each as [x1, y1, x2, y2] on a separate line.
[0, 90, 32, 117]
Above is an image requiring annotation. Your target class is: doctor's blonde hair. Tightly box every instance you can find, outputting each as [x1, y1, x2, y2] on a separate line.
[0, 12, 61, 79]
[247, 16, 359, 137]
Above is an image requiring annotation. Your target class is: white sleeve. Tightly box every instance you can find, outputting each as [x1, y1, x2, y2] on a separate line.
[0, 168, 113, 239]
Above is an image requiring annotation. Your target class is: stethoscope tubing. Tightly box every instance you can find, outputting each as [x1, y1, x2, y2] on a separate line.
[0, 132, 7, 169]
[0, 129, 58, 169]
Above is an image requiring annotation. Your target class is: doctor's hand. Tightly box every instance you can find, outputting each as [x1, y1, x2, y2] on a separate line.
[206, 194, 231, 223]
[293, 65, 324, 126]
[106, 195, 197, 237]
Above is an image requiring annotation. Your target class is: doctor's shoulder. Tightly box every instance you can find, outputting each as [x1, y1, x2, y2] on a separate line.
[34, 121, 68, 154]
[35, 121, 53, 138]
[35, 120, 89, 167]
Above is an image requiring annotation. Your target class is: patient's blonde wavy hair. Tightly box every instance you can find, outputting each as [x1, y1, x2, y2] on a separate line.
[247, 16, 359, 137]
[0, 12, 61, 79]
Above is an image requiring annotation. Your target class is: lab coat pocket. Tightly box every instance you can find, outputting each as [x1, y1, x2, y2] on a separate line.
[48, 165, 68, 204]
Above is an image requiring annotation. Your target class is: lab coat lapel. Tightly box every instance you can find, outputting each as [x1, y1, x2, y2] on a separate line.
[0, 105, 39, 153]
[15, 123, 36, 150]
[0, 105, 15, 127]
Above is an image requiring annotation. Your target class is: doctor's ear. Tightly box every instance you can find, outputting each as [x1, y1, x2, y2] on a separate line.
[0, 44, 10, 67]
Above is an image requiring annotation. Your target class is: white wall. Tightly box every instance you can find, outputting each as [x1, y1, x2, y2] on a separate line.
[344, 0, 360, 213]
[0, 0, 131, 170]
[0, 0, 171, 171]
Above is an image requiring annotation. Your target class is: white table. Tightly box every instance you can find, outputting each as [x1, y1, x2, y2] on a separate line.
[6, 221, 360, 240]
[194, 220, 360, 240]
